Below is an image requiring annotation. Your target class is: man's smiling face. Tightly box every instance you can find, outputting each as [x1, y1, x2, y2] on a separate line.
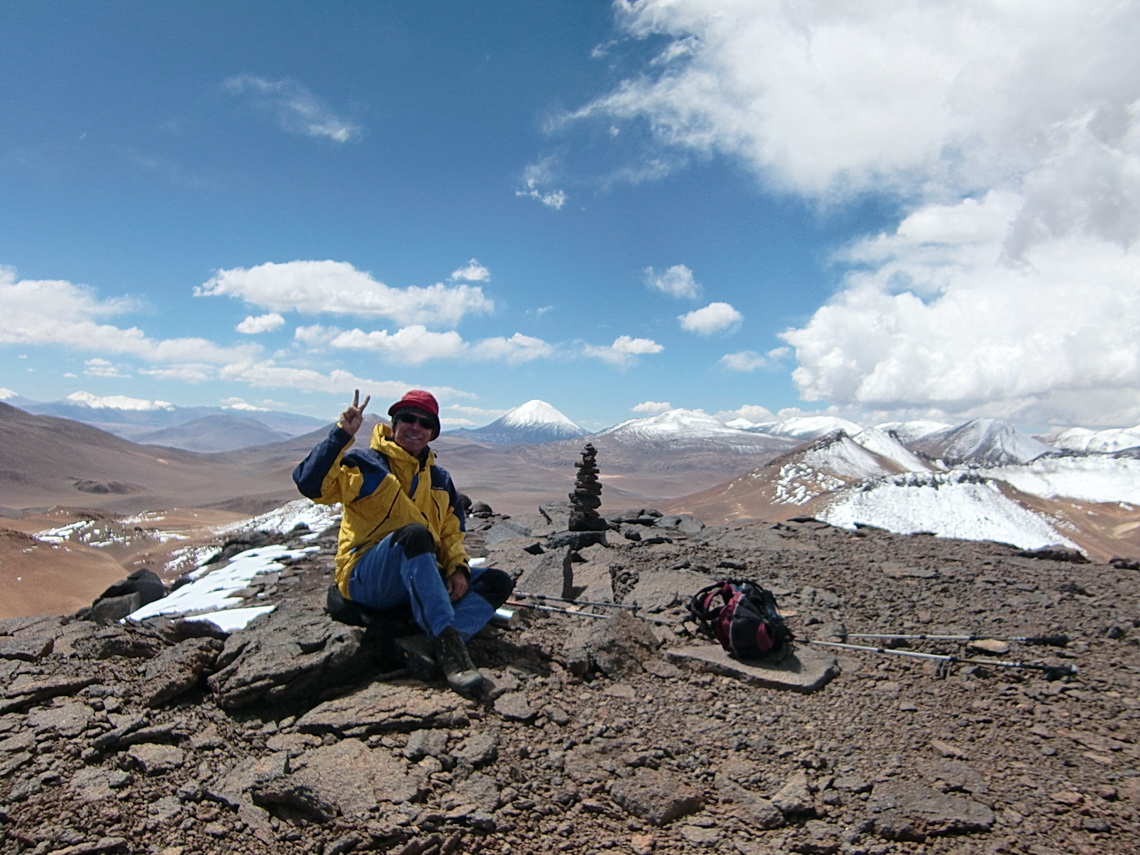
[392, 410, 434, 457]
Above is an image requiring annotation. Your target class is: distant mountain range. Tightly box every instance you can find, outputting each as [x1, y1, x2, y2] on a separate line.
[5, 389, 1139, 458]
[133, 415, 295, 452]
[2, 391, 327, 452]
[1, 393, 1139, 562]
[670, 420, 1140, 562]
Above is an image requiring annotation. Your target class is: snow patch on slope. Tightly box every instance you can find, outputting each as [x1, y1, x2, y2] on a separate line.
[978, 455, 1140, 505]
[820, 473, 1076, 551]
[852, 427, 935, 473]
[215, 499, 340, 538]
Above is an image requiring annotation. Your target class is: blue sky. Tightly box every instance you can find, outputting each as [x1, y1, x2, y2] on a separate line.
[2, 1, 1138, 432]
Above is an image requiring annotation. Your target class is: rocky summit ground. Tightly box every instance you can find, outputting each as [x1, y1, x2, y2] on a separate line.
[1, 504, 1138, 855]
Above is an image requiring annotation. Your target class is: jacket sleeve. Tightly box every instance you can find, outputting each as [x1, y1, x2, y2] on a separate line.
[292, 425, 355, 504]
[433, 468, 470, 575]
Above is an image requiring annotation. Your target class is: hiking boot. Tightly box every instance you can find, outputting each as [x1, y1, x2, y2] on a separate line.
[431, 626, 485, 695]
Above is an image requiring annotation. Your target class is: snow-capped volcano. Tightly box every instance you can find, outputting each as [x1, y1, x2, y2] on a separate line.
[499, 400, 583, 433]
[455, 400, 586, 445]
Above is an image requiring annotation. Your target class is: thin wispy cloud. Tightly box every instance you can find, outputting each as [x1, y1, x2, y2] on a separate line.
[720, 351, 769, 372]
[583, 335, 664, 367]
[224, 75, 362, 143]
[84, 358, 129, 378]
[644, 264, 700, 299]
[516, 157, 568, 209]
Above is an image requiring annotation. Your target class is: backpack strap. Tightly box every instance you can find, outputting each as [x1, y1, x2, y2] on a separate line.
[688, 580, 735, 625]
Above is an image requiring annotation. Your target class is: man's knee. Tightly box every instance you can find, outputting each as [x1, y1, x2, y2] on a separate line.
[391, 524, 436, 558]
[472, 567, 515, 610]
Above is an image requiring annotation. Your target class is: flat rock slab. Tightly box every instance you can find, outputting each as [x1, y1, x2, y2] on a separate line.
[665, 644, 838, 693]
[295, 681, 471, 737]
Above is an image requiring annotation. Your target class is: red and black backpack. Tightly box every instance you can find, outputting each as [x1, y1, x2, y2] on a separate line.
[689, 579, 794, 662]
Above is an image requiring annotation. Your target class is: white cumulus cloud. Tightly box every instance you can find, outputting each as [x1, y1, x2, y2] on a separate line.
[679, 302, 742, 336]
[0, 267, 260, 365]
[330, 326, 466, 364]
[236, 313, 285, 334]
[197, 260, 494, 328]
[469, 333, 556, 364]
[633, 401, 672, 414]
[782, 197, 1140, 425]
[571, 0, 1140, 426]
[449, 259, 491, 282]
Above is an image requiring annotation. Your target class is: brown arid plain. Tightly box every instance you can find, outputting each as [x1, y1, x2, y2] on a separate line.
[0, 404, 782, 620]
[3, 402, 1138, 620]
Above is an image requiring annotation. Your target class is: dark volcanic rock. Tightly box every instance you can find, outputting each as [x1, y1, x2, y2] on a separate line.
[870, 781, 996, 841]
[1, 511, 1137, 855]
[206, 598, 378, 710]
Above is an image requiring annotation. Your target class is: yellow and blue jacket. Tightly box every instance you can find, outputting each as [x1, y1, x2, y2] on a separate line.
[292, 422, 469, 598]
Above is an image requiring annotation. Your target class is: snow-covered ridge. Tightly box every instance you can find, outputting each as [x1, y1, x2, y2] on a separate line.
[852, 427, 934, 473]
[66, 391, 175, 411]
[744, 415, 864, 439]
[599, 408, 746, 439]
[910, 418, 1052, 465]
[1052, 425, 1140, 453]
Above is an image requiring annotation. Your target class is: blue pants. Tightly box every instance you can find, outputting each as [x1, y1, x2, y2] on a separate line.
[348, 526, 504, 641]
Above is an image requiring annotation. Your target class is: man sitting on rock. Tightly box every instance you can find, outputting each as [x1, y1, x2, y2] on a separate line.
[293, 389, 513, 695]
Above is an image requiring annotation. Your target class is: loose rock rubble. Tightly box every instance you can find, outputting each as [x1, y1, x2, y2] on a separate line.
[1, 505, 1138, 854]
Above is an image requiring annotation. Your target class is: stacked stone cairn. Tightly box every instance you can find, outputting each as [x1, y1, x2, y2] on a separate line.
[568, 442, 607, 534]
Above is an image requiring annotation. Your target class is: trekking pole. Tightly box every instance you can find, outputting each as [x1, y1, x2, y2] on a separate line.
[505, 599, 682, 626]
[513, 592, 640, 611]
[846, 632, 1069, 647]
[803, 639, 1078, 681]
[506, 600, 613, 620]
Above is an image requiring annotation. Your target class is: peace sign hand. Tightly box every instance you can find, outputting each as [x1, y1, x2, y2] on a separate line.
[338, 389, 371, 435]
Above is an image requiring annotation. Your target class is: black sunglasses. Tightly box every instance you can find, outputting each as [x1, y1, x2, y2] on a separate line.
[395, 412, 435, 430]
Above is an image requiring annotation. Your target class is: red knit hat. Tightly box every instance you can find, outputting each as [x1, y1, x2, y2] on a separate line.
[388, 390, 441, 439]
